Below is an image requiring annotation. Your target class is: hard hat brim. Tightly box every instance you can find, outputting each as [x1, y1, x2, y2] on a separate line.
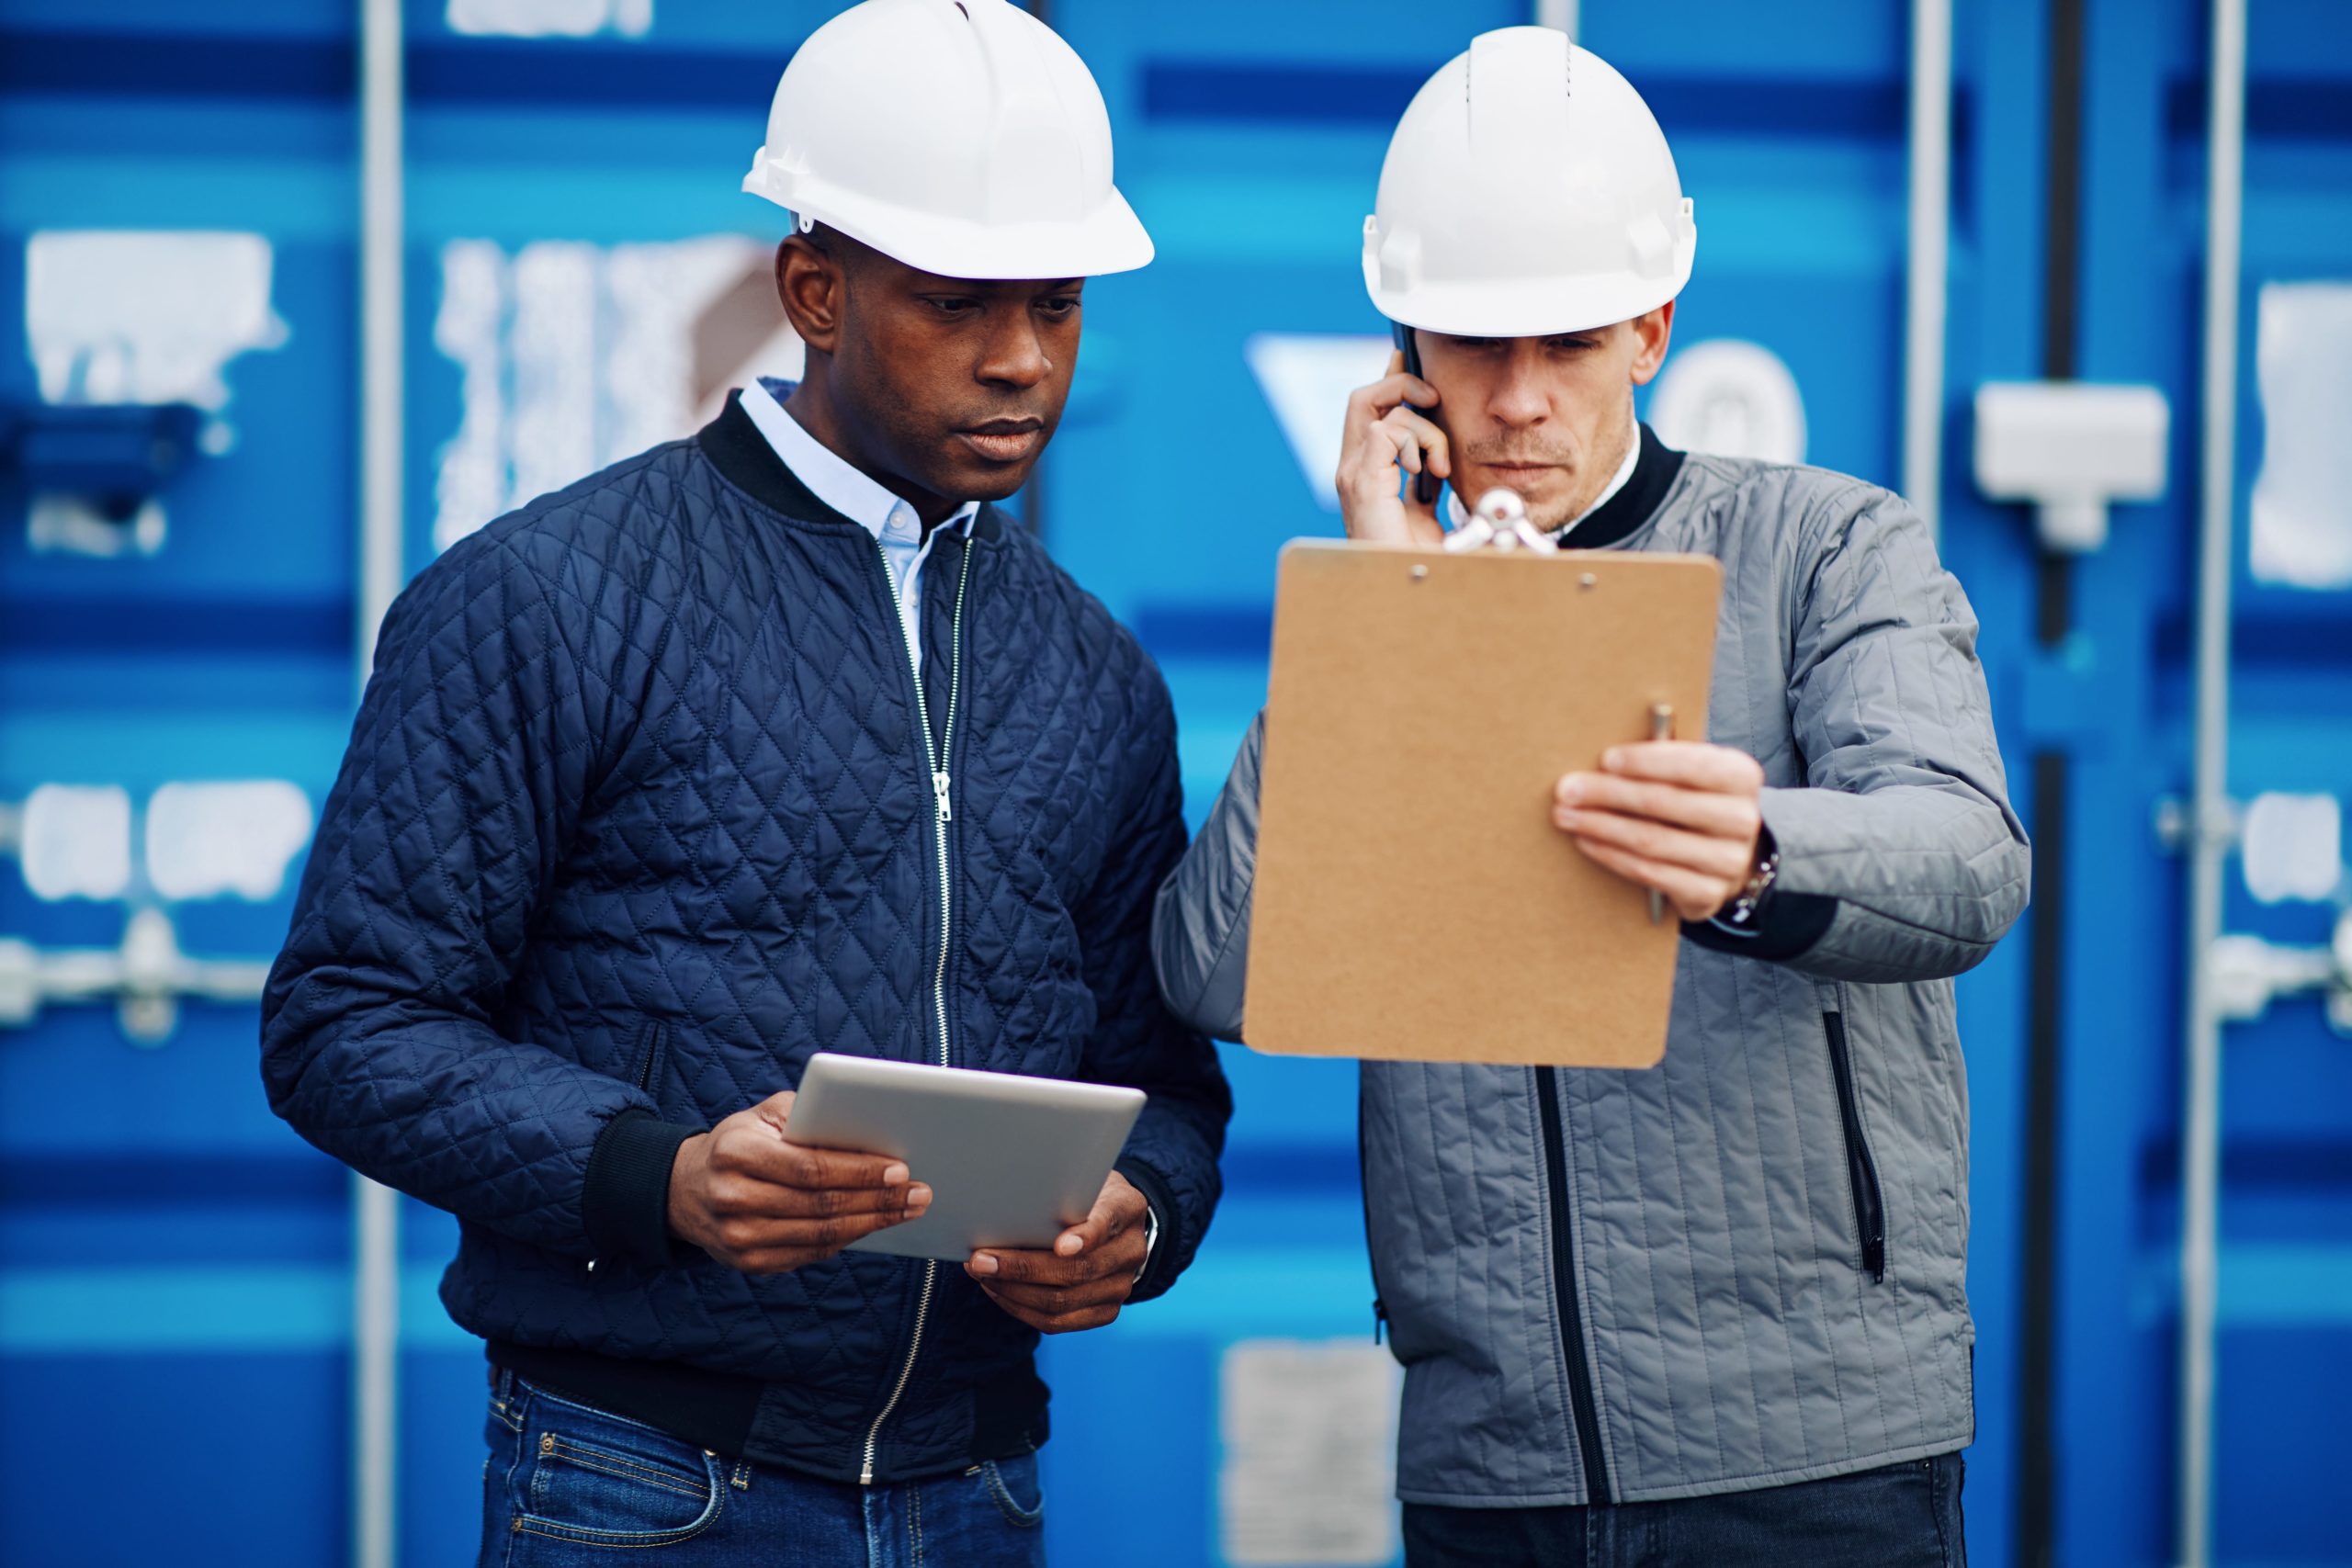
[1364, 245, 1696, 340]
[747, 159, 1155, 281]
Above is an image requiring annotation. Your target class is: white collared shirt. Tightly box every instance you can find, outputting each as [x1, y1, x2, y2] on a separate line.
[740, 379, 979, 680]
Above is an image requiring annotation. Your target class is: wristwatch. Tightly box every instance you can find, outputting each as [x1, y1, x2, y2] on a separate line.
[1719, 827, 1781, 928]
[1133, 1201, 1161, 1285]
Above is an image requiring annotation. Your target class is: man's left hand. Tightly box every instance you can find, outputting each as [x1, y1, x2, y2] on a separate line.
[1553, 742, 1766, 922]
[965, 1171, 1150, 1335]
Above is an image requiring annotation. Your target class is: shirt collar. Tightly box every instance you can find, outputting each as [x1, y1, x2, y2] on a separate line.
[742, 378, 978, 546]
[1442, 417, 1644, 539]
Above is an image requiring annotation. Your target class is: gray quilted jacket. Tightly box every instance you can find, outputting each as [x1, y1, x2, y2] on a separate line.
[1153, 445, 2029, 1506]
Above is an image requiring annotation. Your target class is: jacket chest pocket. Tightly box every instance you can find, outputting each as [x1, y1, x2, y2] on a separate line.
[1823, 1010, 1888, 1282]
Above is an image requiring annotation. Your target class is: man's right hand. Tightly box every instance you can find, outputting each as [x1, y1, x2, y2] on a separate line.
[1333, 349, 1450, 547]
[667, 1090, 929, 1273]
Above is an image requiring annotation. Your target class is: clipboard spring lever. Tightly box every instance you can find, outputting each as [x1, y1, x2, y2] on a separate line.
[1443, 487, 1558, 553]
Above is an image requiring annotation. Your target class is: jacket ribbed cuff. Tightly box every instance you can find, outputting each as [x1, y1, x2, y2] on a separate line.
[582, 1109, 703, 1269]
[1681, 885, 1839, 963]
[1113, 1156, 1182, 1303]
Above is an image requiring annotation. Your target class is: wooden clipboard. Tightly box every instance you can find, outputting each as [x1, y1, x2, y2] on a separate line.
[1244, 538, 1722, 1068]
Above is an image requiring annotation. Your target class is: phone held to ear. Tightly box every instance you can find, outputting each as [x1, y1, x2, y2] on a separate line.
[1391, 321, 1442, 508]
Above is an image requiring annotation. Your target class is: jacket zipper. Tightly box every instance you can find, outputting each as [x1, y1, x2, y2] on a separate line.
[858, 529, 975, 1487]
[1823, 1011, 1888, 1282]
[1533, 1066, 1612, 1505]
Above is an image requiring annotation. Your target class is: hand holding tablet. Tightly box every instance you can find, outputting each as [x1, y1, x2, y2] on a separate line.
[665, 1088, 933, 1275]
[668, 1055, 1155, 1332]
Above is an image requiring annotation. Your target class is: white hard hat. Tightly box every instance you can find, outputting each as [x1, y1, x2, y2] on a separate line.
[1363, 28, 1695, 338]
[742, 0, 1151, 280]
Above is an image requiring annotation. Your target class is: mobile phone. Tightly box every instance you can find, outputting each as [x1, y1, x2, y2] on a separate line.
[1391, 321, 1442, 507]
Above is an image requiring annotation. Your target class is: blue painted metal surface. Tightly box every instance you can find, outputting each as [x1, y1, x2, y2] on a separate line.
[1, 2, 2346, 1564]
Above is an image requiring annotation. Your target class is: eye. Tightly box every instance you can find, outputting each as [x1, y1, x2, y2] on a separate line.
[1548, 335, 1599, 354]
[1035, 295, 1081, 320]
[924, 297, 981, 318]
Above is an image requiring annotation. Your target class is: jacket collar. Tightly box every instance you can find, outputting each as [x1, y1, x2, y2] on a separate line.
[1552, 423, 1687, 552]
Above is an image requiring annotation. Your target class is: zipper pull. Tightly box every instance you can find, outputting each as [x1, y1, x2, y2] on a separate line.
[933, 770, 953, 822]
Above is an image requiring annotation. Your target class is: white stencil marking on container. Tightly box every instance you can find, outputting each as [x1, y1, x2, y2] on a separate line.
[447, 0, 651, 38]
[2251, 281, 2352, 590]
[1244, 333, 1396, 512]
[25, 231, 288, 420]
[1646, 338, 1808, 466]
[1218, 1338, 1400, 1567]
[146, 782, 314, 902]
[17, 785, 134, 902]
[434, 235, 801, 551]
[2241, 793, 2344, 905]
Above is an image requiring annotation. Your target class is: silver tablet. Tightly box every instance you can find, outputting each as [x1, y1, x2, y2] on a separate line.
[786, 1053, 1147, 1262]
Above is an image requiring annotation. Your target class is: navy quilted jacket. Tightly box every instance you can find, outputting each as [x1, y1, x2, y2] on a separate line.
[261, 391, 1230, 1483]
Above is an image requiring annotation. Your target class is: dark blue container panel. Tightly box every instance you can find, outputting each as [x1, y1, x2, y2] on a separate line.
[2, 1, 2347, 1565]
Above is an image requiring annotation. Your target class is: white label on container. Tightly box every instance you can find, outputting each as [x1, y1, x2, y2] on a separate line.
[145, 781, 313, 902]
[1218, 1338, 1399, 1567]
[25, 230, 288, 415]
[2251, 281, 2352, 590]
[18, 785, 133, 901]
[2241, 793, 2344, 905]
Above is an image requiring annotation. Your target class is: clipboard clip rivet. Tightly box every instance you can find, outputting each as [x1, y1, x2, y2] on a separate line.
[1579, 573, 1599, 589]
[1409, 564, 1430, 581]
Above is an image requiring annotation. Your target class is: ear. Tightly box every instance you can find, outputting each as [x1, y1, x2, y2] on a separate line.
[775, 235, 844, 355]
[1627, 300, 1676, 387]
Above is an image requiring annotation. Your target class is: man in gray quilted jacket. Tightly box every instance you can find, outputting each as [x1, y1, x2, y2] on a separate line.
[1152, 28, 2027, 1568]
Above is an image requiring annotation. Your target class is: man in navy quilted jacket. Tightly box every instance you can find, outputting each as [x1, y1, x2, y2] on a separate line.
[260, 5, 1227, 1562]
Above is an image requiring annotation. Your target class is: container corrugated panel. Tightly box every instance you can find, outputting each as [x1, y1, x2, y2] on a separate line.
[2, 3, 2346, 1565]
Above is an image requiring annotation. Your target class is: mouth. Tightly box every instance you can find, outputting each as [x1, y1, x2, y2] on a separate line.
[956, 418, 1046, 465]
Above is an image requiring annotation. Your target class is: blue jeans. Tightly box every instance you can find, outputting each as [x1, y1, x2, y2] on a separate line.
[1402, 1453, 1965, 1568]
[478, 1371, 1046, 1567]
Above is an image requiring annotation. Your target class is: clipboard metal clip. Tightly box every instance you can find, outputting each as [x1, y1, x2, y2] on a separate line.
[1443, 487, 1557, 553]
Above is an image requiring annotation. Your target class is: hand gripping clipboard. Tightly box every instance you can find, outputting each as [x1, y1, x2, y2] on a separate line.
[1244, 502, 1722, 1068]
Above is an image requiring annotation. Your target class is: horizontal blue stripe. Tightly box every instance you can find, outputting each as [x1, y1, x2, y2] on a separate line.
[0, 1152, 346, 1208]
[11, 1245, 2350, 1353]
[2134, 1247, 2352, 1328]
[2169, 76, 2352, 141]
[1140, 62, 1959, 141]
[0, 1263, 469, 1351]
[0, 31, 786, 109]
[0, 596, 353, 657]
[1134, 603, 1273, 661]
[2137, 1138, 2352, 1191]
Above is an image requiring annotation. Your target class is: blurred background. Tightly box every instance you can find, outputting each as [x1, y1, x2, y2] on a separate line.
[1, 0, 2347, 1564]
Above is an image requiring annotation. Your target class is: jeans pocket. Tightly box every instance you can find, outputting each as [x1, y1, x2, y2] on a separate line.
[981, 1453, 1045, 1529]
[508, 1385, 726, 1550]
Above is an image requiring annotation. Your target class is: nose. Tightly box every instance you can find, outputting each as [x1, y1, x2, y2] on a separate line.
[977, 309, 1051, 390]
[1487, 343, 1551, 428]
